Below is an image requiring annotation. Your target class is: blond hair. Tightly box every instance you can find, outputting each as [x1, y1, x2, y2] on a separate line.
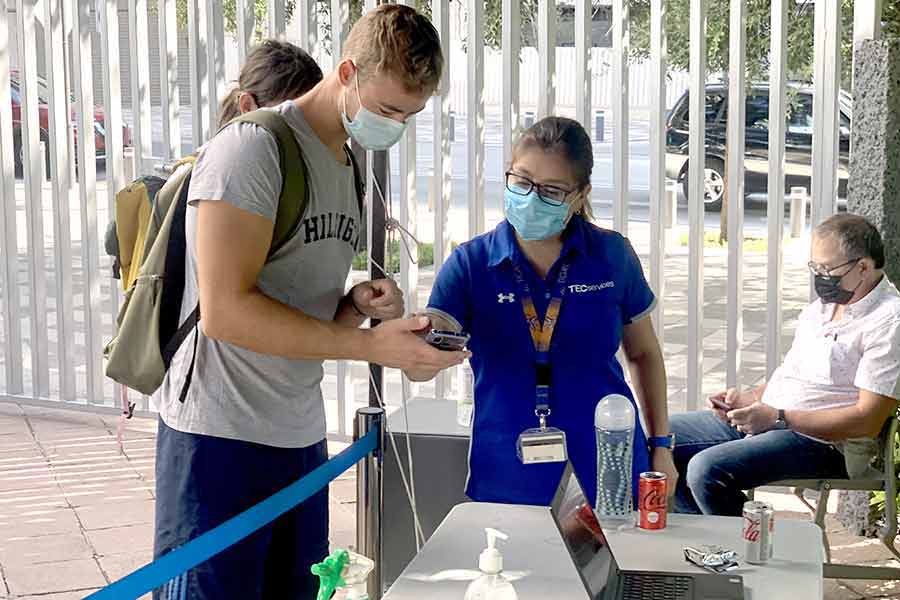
[342, 4, 443, 93]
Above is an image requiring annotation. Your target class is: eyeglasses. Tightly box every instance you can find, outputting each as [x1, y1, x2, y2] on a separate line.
[505, 172, 574, 206]
[807, 257, 861, 278]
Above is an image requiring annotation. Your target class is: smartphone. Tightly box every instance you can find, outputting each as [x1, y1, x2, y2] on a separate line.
[425, 330, 470, 351]
[708, 396, 730, 411]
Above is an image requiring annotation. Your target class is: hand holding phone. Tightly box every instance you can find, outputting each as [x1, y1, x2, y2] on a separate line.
[708, 395, 731, 411]
[425, 329, 470, 352]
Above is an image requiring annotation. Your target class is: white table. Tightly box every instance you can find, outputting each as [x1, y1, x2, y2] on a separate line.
[382, 503, 824, 600]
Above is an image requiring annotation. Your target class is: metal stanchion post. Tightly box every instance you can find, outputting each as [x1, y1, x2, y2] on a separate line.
[123, 147, 136, 182]
[790, 186, 807, 238]
[356, 407, 385, 599]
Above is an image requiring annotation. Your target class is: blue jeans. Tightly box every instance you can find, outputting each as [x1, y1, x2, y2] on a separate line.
[670, 410, 848, 516]
[153, 418, 329, 600]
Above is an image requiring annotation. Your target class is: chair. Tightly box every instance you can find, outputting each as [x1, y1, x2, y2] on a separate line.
[759, 415, 900, 580]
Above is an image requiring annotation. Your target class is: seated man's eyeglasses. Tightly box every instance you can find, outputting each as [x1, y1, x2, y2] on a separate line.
[807, 257, 861, 278]
[505, 172, 573, 207]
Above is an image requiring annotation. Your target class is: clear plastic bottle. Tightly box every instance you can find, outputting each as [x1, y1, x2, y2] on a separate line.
[463, 528, 518, 600]
[457, 359, 474, 427]
[594, 393, 636, 529]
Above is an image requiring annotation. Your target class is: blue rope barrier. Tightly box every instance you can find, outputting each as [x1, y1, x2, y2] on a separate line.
[85, 429, 379, 600]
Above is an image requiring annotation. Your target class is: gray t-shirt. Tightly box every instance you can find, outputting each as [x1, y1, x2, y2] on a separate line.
[153, 101, 361, 448]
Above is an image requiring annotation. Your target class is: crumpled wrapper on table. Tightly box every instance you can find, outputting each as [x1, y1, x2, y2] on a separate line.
[683, 545, 740, 573]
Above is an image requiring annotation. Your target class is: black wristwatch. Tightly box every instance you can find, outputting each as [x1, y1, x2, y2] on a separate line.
[773, 409, 788, 430]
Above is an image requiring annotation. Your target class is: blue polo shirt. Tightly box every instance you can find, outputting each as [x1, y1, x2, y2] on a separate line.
[427, 216, 655, 508]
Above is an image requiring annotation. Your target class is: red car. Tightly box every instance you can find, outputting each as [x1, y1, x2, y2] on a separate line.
[10, 69, 133, 176]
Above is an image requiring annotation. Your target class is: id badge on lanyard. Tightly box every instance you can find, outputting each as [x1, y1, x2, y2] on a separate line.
[514, 261, 571, 465]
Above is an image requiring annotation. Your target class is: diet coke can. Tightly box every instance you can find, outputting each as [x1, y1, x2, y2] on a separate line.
[638, 472, 668, 530]
[742, 501, 775, 563]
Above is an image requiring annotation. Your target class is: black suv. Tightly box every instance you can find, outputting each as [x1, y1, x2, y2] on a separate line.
[665, 83, 852, 211]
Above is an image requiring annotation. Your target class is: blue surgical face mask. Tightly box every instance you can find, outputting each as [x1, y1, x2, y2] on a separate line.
[341, 74, 406, 151]
[504, 187, 571, 241]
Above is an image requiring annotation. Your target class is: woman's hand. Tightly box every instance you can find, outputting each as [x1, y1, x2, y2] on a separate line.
[650, 447, 679, 499]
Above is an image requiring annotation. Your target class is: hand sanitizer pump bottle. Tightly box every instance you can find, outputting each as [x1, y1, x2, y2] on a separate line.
[463, 528, 518, 600]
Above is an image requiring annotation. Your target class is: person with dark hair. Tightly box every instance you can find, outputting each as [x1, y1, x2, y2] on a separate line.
[404, 116, 676, 509]
[670, 213, 900, 516]
[217, 39, 324, 128]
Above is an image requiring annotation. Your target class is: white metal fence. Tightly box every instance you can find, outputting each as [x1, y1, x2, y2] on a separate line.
[0, 0, 877, 439]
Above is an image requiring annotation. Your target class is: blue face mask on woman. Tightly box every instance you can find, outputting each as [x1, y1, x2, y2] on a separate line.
[504, 187, 571, 241]
[341, 73, 406, 151]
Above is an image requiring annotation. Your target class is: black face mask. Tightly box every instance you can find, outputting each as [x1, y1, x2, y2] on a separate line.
[814, 274, 855, 305]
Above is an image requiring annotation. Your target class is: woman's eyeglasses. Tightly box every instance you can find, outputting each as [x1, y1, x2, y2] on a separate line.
[505, 172, 573, 206]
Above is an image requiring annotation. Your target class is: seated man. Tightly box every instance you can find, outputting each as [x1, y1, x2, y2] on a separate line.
[672, 213, 900, 516]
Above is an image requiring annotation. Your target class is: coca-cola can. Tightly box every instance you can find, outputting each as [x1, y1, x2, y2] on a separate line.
[742, 501, 775, 563]
[638, 472, 668, 530]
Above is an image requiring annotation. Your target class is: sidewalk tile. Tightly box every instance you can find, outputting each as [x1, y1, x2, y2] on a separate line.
[19, 591, 102, 600]
[4, 558, 106, 595]
[97, 551, 153, 582]
[75, 498, 155, 530]
[0, 508, 82, 540]
[0, 532, 92, 566]
[824, 579, 864, 599]
[85, 523, 155, 556]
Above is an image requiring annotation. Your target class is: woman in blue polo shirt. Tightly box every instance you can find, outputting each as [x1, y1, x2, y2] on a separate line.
[407, 116, 676, 508]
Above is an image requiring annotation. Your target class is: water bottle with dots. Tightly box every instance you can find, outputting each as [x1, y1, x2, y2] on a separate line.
[594, 393, 636, 529]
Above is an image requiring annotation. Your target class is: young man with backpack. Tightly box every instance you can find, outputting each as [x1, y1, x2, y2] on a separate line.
[152, 7, 465, 599]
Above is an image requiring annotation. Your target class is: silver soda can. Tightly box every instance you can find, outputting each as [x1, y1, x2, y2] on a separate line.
[742, 501, 774, 564]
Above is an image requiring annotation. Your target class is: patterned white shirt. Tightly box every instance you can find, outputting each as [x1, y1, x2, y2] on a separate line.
[763, 276, 900, 411]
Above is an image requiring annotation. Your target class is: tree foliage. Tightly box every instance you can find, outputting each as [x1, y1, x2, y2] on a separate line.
[169, 0, 897, 89]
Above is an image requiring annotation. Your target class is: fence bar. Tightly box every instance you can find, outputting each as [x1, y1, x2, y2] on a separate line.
[99, 0, 124, 342]
[686, 0, 706, 409]
[537, 0, 556, 118]
[502, 0, 520, 168]
[648, 0, 666, 346]
[160, 0, 181, 159]
[331, 0, 348, 68]
[195, 0, 212, 142]
[236, 0, 253, 63]
[726, 0, 746, 389]
[268, 0, 286, 39]
[356, 407, 385, 599]
[210, 0, 226, 131]
[16, 0, 49, 398]
[467, 0, 485, 238]
[574, 0, 591, 133]
[102, 0, 126, 195]
[0, 6, 24, 395]
[187, 0, 202, 147]
[129, 0, 153, 174]
[432, 0, 452, 401]
[296, 0, 316, 54]
[46, 0, 76, 401]
[612, 0, 629, 234]
[71, 0, 105, 404]
[765, 0, 788, 377]
[811, 0, 841, 231]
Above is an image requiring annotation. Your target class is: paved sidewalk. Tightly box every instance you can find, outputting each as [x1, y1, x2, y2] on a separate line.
[0, 403, 897, 599]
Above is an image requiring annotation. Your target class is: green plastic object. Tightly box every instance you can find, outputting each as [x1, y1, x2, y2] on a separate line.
[312, 549, 350, 600]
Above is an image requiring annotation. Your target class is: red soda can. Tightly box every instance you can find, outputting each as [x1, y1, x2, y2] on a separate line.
[742, 501, 774, 564]
[638, 471, 668, 530]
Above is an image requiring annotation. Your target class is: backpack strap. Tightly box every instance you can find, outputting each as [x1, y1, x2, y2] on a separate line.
[173, 110, 309, 403]
[232, 110, 309, 255]
[345, 145, 365, 218]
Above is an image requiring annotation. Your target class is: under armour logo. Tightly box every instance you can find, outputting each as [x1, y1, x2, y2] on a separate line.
[497, 292, 516, 304]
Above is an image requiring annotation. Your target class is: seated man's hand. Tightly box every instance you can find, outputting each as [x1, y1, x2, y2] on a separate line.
[351, 279, 404, 321]
[727, 402, 778, 435]
[707, 388, 756, 422]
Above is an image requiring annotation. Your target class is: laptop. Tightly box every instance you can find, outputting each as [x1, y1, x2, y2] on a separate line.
[549, 464, 745, 600]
